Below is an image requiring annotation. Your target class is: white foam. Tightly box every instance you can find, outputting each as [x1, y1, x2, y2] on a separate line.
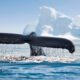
[0, 55, 79, 63]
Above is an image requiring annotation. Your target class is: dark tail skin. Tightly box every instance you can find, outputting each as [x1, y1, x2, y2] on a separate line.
[26, 36, 75, 53]
[0, 32, 75, 55]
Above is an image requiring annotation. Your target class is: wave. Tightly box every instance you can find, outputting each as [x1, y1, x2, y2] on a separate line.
[0, 55, 79, 63]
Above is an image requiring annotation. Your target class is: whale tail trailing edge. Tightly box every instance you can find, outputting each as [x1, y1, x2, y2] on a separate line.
[0, 32, 75, 55]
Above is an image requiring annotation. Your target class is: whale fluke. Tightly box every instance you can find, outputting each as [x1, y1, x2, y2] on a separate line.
[0, 32, 75, 55]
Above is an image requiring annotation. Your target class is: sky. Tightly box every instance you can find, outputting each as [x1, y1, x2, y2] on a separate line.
[0, 0, 80, 34]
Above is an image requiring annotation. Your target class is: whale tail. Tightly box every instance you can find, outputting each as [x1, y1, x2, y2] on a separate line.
[0, 32, 75, 56]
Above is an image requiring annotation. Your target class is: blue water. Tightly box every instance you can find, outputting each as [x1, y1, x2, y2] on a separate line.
[0, 40, 80, 80]
[0, 61, 80, 80]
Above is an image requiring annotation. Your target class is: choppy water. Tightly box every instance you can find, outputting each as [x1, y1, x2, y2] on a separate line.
[0, 40, 80, 80]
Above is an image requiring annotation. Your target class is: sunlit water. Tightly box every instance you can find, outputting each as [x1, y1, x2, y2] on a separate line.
[0, 40, 80, 80]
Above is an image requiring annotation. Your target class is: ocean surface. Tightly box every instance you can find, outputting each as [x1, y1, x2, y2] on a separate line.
[0, 40, 80, 80]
